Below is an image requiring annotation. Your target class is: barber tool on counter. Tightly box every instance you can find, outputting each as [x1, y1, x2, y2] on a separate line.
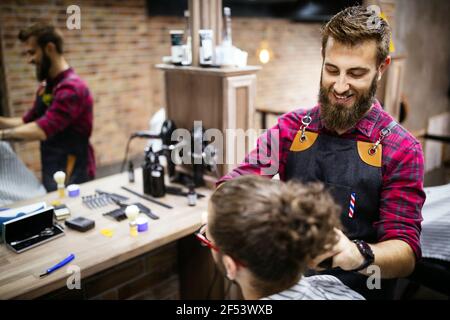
[103, 195, 159, 221]
[121, 119, 179, 180]
[142, 145, 166, 198]
[54, 204, 71, 221]
[67, 184, 80, 198]
[82, 190, 129, 210]
[2, 207, 65, 253]
[189, 123, 221, 187]
[122, 186, 173, 210]
[187, 183, 197, 207]
[65, 217, 95, 232]
[125, 205, 139, 237]
[128, 161, 135, 183]
[39, 253, 75, 278]
[124, 205, 149, 235]
[123, 118, 220, 191]
[53, 171, 66, 198]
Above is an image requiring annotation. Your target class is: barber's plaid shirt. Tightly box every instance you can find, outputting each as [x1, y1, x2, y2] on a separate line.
[22, 68, 95, 178]
[219, 100, 425, 259]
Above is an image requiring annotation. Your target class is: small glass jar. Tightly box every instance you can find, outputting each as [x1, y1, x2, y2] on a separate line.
[129, 221, 138, 237]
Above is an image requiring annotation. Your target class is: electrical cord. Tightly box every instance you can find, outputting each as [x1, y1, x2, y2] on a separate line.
[120, 136, 133, 173]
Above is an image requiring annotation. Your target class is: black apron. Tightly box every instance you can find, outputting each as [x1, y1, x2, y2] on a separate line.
[35, 79, 90, 192]
[285, 112, 398, 299]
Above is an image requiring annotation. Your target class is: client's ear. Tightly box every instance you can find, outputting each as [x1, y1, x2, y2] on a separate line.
[222, 255, 238, 281]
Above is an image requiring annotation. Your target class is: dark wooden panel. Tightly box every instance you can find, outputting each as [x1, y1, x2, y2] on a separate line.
[166, 72, 223, 131]
[178, 234, 224, 299]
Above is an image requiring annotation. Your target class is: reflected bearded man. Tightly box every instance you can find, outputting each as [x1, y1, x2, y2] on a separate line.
[0, 23, 95, 191]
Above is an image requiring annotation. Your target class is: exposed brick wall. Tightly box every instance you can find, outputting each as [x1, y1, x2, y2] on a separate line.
[148, 16, 323, 121]
[14, 2, 442, 178]
[1, 1, 324, 178]
[0, 0, 155, 178]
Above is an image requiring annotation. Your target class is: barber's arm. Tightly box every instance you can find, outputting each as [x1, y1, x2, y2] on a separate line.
[216, 111, 301, 186]
[2, 85, 82, 143]
[0, 116, 24, 129]
[0, 122, 47, 141]
[311, 142, 425, 279]
[311, 230, 416, 278]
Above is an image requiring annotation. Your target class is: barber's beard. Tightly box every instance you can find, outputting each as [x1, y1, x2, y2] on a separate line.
[36, 52, 52, 82]
[319, 75, 378, 132]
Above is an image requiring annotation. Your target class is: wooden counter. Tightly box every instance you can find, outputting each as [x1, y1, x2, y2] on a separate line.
[0, 169, 214, 299]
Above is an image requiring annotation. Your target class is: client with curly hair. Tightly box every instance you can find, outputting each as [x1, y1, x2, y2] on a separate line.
[197, 175, 364, 300]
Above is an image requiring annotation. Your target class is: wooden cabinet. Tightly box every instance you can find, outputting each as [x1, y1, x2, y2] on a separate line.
[156, 64, 260, 179]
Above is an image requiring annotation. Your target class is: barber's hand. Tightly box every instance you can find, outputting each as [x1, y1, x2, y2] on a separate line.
[309, 229, 365, 271]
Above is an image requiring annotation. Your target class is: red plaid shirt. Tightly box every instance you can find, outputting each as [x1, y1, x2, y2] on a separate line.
[219, 100, 425, 259]
[23, 68, 95, 178]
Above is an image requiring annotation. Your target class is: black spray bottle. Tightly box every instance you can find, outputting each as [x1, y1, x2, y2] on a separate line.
[142, 146, 155, 195]
[128, 161, 135, 183]
[150, 153, 166, 198]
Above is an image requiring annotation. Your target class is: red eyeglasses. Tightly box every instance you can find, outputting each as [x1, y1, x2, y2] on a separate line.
[194, 224, 246, 267]
[194, 224, 219, 252]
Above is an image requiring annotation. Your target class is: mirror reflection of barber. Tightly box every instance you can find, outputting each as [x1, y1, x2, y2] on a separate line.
[0, 23, 95, 191]
[218, 7, 425, 300]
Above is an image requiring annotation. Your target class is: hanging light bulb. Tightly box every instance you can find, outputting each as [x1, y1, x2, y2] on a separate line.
[257, 40, 272, 64]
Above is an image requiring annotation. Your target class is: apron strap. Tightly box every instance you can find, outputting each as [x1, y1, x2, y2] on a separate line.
[299, 111, 313, 142]
[65, 154, 77, 185]
[381, 120, 398, 135]
[369, 120, 398, 155]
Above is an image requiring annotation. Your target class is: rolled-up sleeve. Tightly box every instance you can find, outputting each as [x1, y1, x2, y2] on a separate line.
[376, 142, 426, 260]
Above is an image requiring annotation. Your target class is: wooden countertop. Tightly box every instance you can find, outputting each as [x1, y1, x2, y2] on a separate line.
[155, 63, 261, 77]
[0, 169, 211, 299]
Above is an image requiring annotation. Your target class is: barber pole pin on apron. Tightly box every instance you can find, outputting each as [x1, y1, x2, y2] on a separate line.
[348, 193, 356, 218]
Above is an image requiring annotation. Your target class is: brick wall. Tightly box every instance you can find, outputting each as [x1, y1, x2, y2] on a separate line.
[0, 1, 325, 178]
[0, 0, 155, 178]
[148, 16, 323, 125]
[2, 1, 447, 179]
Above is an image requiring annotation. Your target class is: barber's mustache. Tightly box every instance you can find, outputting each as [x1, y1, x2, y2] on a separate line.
[328, 87, 356, 97]
[321, 82, 355, 96]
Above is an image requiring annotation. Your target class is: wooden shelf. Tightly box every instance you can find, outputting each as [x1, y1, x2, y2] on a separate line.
[155, 64, 261, 77]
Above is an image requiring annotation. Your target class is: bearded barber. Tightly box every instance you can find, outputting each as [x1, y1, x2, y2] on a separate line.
[0, 23, 95, 191]
[218, 6, 425, 300]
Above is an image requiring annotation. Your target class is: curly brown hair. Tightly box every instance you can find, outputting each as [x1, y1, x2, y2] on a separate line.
[321, 6, 391, 66]
[210, 175, 341, 297]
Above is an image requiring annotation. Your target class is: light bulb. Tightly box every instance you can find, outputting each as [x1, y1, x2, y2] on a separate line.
[259, 48, 270, 64]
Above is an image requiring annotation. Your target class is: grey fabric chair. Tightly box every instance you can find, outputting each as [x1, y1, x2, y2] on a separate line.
[0, 141, 46, 207]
